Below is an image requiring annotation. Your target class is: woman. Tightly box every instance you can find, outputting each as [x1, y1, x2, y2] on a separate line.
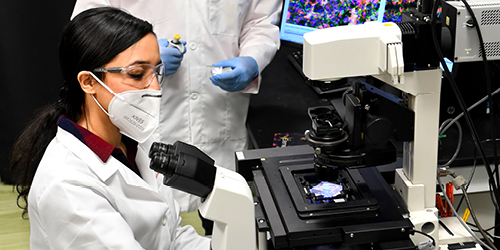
[72, 2, 282, 230]
[10, 7, 210, 249]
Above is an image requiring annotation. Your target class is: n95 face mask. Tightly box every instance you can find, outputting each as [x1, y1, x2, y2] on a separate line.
[89, 72, 162, 143]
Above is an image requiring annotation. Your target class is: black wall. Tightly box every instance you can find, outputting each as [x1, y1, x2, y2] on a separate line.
[0, 2, 77, 184]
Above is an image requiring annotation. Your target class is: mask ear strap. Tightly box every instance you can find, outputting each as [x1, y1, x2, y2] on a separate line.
[91, 94, 112, 117]
[87, 71, 114, 117]
[88, 71, 125, 101]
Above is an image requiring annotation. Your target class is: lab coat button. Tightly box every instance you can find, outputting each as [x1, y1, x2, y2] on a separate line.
[189, 43, 197, 50]
[190, 93, 198, 100]
[161, 214, 167, 226]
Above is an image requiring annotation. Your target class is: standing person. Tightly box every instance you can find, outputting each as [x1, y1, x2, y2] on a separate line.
[10, 7, 210, 249]
[72, 0, 283, 233]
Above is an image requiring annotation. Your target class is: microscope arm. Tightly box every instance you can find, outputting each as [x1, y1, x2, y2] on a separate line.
[198, 167, 255, 250]
[303, 21, 405, 85]
[149, 141, 256, 250]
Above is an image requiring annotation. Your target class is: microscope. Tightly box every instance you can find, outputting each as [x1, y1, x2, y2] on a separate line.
[146, 0, 500, 247]
[302, 17, 444, 247]
[148, 141, 256, 250]
[240, 6, 449, 250]
[147, 20, 443, 250]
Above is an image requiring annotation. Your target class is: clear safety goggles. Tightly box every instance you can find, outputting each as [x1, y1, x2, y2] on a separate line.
[93, 63, 165, 88]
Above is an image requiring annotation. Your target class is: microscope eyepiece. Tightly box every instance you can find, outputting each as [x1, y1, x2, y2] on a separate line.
[149, 152, 178, 178]
[148, 141, 217, 198]
[149, 142, 175, 158]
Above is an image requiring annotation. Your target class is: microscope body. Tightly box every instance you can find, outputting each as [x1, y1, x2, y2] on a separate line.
[198, 167, 255, 250]
[303, 19, 442, 246]
[149, 141, 256, 250]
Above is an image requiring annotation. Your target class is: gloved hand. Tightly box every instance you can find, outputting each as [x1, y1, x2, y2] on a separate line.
[210, 56, 259, 92]
[158, 39, 187, 76]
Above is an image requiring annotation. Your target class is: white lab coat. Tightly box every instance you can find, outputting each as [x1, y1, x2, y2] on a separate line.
[72, 0, 282, 211]
[28, 127, 211, 250]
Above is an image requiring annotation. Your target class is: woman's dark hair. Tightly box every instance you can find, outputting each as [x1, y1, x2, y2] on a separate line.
[10, 7, 154, 218]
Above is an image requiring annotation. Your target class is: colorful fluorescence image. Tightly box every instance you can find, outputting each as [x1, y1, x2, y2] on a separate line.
[273, 133, 306, 147]
[286, 0, 416, 28]
[384, 0, 419, 21]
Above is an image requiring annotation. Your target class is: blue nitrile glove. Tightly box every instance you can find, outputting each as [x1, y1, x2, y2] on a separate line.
[210, 56, 259, 92]
[158, 39, 187, 76]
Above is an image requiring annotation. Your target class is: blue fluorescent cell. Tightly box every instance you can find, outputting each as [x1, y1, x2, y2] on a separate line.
[311, 181, 343, 198]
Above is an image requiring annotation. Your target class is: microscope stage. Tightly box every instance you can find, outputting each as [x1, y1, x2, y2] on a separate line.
[250, 148, 413, 249]
[280, 165, 379, 220]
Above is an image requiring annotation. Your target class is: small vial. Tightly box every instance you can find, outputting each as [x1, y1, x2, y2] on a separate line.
[209, 66, 232, 76]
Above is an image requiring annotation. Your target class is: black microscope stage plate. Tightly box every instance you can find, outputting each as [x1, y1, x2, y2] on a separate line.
[280, 165, 379, 220]
[253, 152, 413, 249]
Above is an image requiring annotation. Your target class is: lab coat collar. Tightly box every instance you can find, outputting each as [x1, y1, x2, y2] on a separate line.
[135, 137, 162, 191]
[57, 116, 115, 163]
[56, 127, 160, 191]
[56, 127, 118, 182]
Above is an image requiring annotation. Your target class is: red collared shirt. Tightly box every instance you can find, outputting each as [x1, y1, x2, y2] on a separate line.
[57, 116, 141, 177]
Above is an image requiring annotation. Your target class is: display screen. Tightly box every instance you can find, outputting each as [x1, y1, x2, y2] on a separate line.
[279, 0, 417, 45]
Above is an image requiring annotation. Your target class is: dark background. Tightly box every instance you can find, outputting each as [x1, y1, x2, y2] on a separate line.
[0, 1, 77, 184]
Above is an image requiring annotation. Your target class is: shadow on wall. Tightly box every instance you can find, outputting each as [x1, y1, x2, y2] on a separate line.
[0, 1, 77, 184]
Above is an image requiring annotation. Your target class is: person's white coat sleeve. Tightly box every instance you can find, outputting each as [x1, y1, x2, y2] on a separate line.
[33, 179, 146, 249]
[239, 0, 282, 94]
[28, 128, 211, 250]
[71, 0, 111, 19]
[172, 189, 202, 213]
[157, 185, 211, 249]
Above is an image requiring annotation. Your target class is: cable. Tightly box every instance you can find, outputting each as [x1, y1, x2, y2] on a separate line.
[437, 175, 496, 250]
[442, 171, 493, 247]
[486, 224, 500, 233]
[440, 86, 500, 135]
[412, 229, 435, 249]
[429, 0, 500, 214]
[459, 0, 499, 193]
[460, 0, 500, 213]
[439, 119, 463, 167]
[455, 138, 500, 211]
[487, 231, 500, 240]
[469, 223, 500, 240]
[460, 184, 496, 249]
[468, 222, 500, 234]
[455, 153, 477, 211]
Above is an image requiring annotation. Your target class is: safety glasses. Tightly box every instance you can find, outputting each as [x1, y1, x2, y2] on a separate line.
[93, 63, 165, 88]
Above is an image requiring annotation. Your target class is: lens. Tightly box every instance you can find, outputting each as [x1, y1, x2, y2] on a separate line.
[156, 64, 165, 86]
[127, 66, 147, 80]
[149, 152, 178, 177]
[157, 63, 165, 75]
[149, 142, 175, 158]
[123, 64, 156, 88]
